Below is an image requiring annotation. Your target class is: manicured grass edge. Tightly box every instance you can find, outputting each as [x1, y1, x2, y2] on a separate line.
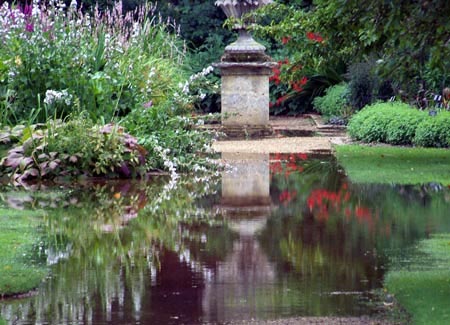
[334, 144, 450, 185]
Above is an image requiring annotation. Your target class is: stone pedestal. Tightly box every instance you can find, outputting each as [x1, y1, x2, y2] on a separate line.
[214, 62, 275, 138]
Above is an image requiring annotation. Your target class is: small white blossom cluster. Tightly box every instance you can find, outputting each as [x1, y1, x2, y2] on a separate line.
[44, 89, 72, 106]
[179, 65, 214, 95]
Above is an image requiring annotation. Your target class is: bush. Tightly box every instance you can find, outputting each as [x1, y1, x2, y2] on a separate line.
[0, 118, 147, 183]
[348, 102, 415, 143]
[0, 2, 187, 124]
[347, 62, 377, 111]
[385, 108, 427, 145]
[413, 112, 450, 148]
[312, 83, 350, 123]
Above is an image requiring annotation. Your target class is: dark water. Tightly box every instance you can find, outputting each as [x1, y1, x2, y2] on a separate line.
[1, 152, 450, 324]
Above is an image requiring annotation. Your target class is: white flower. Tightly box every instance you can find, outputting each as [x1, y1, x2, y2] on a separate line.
[44, 89, 72, 106]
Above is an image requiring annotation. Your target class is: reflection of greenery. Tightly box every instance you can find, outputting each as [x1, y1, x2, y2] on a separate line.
[261, 154, 450, 315]
[0, 208, 47, 296]
[0, 174, 226, 323]
[336, 145, 450, 185]
[385, 234, 450, 325]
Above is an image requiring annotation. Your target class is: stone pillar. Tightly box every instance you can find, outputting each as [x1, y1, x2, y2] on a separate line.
[215, 62, 275, 138]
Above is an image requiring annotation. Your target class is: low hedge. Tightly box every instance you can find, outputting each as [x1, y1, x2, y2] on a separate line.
[348, 102, 450, 148]
[385, 108, 427, 145]
[413, 112, 450, 148]
[313, 83, 350, 123]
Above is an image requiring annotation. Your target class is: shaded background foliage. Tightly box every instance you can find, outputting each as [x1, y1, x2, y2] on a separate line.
[4, 0, 449, 118]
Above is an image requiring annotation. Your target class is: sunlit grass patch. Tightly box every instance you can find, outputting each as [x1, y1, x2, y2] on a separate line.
[0, 208, 47, 297]
[385, 234, 450, 325]
[335, 145, 450, 185]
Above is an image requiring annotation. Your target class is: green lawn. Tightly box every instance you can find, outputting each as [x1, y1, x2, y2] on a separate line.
[0, 208, 47, 297]
[335, 145, 450, 185]
[385, 234, 450, 325]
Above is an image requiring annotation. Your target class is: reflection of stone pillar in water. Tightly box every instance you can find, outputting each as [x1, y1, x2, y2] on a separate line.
[202, 152, 275, 323]
[221, 152, 271, 208]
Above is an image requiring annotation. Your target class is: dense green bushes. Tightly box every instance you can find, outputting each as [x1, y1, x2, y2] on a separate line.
[348, 102, 450, 147]
[414, 113, 450, 148]
[0, 2, 217, 182]
[0, 2, 189, 124]
[312, 83, 349, 123]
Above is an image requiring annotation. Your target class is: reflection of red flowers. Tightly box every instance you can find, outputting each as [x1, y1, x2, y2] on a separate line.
[270, 153, 308, 178]
[306, 31, 324, 43]
[307, 187, 350, 222]
[279, 190, 297, 205]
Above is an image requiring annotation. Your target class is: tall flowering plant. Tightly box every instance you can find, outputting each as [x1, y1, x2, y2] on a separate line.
[0, 0, 186, 124]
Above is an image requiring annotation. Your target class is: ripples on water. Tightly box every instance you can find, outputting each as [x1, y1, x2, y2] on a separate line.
[1, 153, 450, 324]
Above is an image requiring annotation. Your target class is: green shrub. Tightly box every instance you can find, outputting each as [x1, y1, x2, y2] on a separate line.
[385, 107, 427, 145]
[348, 102, 416, 143]
[0, 118, 147, 182]
[413, 111, 450, 148]
[122, 104, 217, 173]
[312, 83, 350, 122]
[0, 2, 187, 124]
[347, 62, 377, 111]
[348, 102, 393, 142]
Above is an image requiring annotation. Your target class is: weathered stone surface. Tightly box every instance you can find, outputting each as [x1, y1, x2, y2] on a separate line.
[221, 152, 270, 206]
[221, 72, 270, 126]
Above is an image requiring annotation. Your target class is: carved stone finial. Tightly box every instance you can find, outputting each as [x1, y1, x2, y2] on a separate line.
[215, 0, 273, 20]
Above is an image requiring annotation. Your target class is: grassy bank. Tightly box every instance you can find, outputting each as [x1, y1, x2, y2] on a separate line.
[385, 234, 450, 324]
[335, 145, 450, 185]
[0, 208, 47, 297]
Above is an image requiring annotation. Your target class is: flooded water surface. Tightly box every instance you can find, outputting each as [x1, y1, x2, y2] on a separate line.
[1, 152, 450, 324]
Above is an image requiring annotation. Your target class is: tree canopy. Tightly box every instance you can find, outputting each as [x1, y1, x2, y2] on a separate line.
[256, 0, 450, 95]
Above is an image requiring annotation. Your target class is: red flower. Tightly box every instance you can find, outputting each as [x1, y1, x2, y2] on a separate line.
[281, 36, 291, 44]
[279, 190, 297, 205]
[297, 153, 308, 160]
[306, 31, 324, 43]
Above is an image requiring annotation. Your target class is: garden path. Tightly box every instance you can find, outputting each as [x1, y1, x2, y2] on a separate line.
[212, 115, 349, 154]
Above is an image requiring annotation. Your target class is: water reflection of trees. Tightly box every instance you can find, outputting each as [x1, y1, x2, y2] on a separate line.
[0, 175, 226, 324]
[264, 154, 450, 313]
[1, 154, 450, 322]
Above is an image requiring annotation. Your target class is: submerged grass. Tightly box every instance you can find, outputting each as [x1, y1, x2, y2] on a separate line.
[385, 234, 450, 325]
[335, 145, 450, 185]
[0, 208, 47, 297]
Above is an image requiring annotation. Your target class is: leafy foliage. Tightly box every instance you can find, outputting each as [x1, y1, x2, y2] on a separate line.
[385, 109, 426, 145]
[348, 102, 427, 144]
[413, 112, 450, 148]
[0, 120, 147, 183]
[348, 102, 450, 148]
[122, 105, 217, 173]
[0, 1, 187, 124]
[254, 0, 450, 100]
[312, 83, 349, 122]
[347, 62, 377, 111]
